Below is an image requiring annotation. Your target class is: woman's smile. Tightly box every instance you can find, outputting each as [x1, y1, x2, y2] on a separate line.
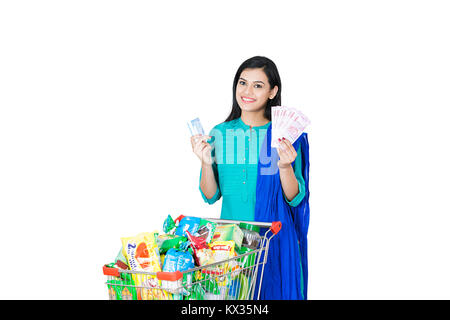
[241, 96, 257, 103]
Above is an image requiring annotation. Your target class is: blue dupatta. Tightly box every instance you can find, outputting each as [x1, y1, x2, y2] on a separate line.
[253, 123, 310, 300]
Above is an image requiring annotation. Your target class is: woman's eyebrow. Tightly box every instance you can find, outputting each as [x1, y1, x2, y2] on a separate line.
[239, 77, 265, 85]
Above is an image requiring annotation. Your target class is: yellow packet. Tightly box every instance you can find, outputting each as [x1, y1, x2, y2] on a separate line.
[121, 232, 171, 300]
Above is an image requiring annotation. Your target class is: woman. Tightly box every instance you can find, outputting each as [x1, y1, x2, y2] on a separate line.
[190, 56, 310, 300]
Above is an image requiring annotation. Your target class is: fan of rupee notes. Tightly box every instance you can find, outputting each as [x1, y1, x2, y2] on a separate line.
[271, 106, 310, 148]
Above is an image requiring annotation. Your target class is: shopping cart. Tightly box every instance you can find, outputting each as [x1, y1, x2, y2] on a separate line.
[102, 218, 282, 300]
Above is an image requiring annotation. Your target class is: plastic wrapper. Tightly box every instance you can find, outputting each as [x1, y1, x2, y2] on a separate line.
[196, 219, 217, 243]
[227, 274, 249, 300]
[163, 214, 176, 234]
[163, 248, 195, 296]
[185, 231, 213, 266]
[121, 232, 170, 300]
[239, 222, 262, 250]
[228, 250, 241, 280]
[156, 234, 187, 254]
[205, 241, 235, 286]
[187, 283, 206, 300]
[114, 246, 129, 270]
[105, 263, 138, 300]
[175, 216, 201, 238]
[162, 248, 195, 273]
[237, 246, 257, 270]
[212, 224, 244, 249]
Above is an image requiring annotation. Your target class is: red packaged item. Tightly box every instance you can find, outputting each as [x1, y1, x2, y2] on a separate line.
[186, 231, 213, 266]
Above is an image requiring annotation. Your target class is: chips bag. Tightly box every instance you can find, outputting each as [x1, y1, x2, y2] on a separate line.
[121, 232, 170, 300]
[196, 219, 217, 243]
[206, 241, 235, 286]
[163, 214, 176, 234]
[175, 216, 201, 238]
[156, 234, 187, 254]
[185, 231, 213, 266]
[162, 248, 195, 296]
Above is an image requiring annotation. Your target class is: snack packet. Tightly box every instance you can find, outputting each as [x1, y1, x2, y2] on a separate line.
[195, 219, 217, 243]
[206, 241, 235, 285]
[187, 283, 206, 300]
[121, 232, 170, 300]
[227, 274, 250, 300]
[163, 248, 195, 296]
[186, 231, 213, 266]
[105, 264, 138, 300]
[237, 246, 257, 270]
[175, 216, 201, 238]
[156, 234, 187, 254]
[228, 250, 241, 280]
[209, 240, 235, 263]
[163, 214, 176, 234]
[200, 272, 220, 295]
[114, 246, 129, 270]
[212, 224, 244, 249]
[162, 248, 195, 273]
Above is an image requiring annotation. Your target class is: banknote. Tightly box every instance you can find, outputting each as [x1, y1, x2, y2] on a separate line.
[271, 106, 310, 148]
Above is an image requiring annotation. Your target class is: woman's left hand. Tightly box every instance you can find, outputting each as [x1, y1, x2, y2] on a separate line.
[276, 137, 297, 169]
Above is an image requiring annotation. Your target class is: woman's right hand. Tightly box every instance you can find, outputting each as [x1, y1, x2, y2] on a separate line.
[191, 134, 213, 165]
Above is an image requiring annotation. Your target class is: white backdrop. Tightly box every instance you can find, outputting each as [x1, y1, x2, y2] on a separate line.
[1, 0, 449, 299]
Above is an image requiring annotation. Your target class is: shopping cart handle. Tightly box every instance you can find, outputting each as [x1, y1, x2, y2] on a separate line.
[103, 265, 120, 277]
[270, 221, 282, 235]
[157, 271, 183, 281]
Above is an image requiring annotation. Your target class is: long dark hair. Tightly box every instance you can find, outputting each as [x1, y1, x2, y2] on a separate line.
[224, 56, 282, 122]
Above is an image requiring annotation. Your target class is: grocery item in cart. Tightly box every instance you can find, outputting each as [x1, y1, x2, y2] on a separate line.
[114, 246, 129, 270]
[227, 274, 249, 300]
[228, 250, 242, 280]
[237, 246, 257, 270]
[163, 248, 195, 297]
[187, 283, 206, 300]
[196, 218, 217, 243]
[175, 216, 201, 238]
[212, 224, 244, 249]
[121, 232, 169, 300]
[206, 240, 235, 286]
[156, 234, 187, 254]
[186, 231, 213, 266]
[163, 214, 176, 234]
[162, 248, 195, 273]
[209, 240, 235, 263]
[200, 272, 220, 295]
[239, 222, 262, 250]
[106, 265, 138, 300]
[121, 232, 161, 271]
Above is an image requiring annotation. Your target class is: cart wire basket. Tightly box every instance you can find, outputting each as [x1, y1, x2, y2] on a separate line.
[102, 218, 282, 300]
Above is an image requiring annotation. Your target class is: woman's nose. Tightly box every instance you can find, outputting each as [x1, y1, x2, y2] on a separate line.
[244, 85, 253, 96]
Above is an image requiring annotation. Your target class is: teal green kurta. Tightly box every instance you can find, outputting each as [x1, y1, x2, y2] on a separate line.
[199, 117, 306, 222]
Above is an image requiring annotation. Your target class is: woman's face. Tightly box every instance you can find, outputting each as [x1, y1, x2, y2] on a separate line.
[235, 67, 278, 114]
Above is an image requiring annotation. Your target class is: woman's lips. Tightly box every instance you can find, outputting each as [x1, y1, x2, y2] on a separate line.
[241, 96, 256, 103]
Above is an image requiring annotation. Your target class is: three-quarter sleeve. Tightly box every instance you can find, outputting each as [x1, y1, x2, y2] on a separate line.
[199, 132, 221, 204]
[283, 147, 306, 207]
[199, 162, 221, 204]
